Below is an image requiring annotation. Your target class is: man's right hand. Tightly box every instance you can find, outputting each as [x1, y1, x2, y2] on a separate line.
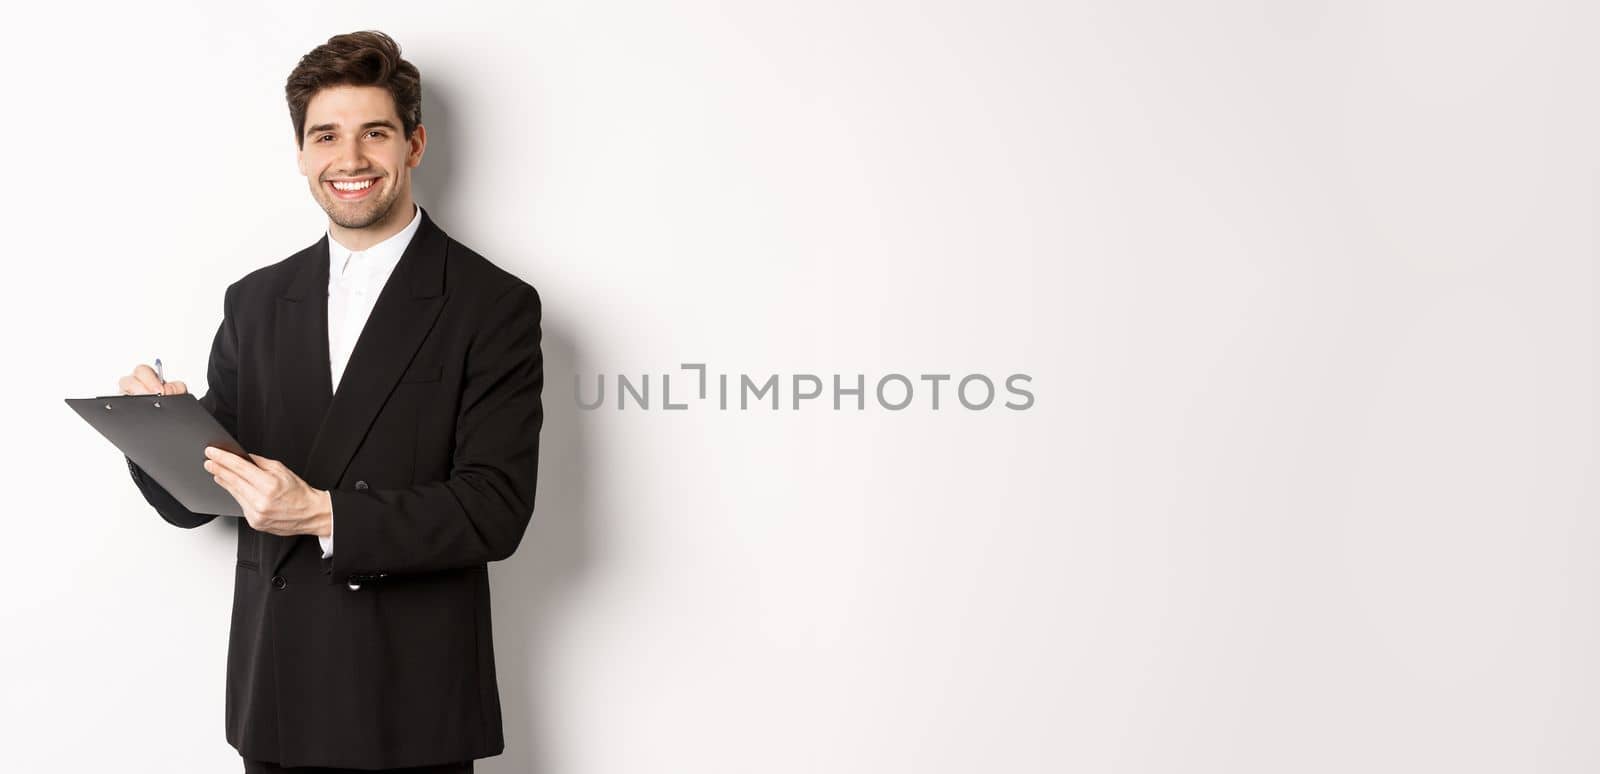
[118, 364, 189, 396]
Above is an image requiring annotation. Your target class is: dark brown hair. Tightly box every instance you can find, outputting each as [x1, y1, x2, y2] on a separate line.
[285, 30, 421, 148]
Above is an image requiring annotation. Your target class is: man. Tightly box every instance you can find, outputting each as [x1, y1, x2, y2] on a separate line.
[116, 30, 542, 773]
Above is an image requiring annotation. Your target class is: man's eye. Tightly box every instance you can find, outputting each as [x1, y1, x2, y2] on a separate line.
[366, 130, 386, 139]
[316, 134, 333, 142]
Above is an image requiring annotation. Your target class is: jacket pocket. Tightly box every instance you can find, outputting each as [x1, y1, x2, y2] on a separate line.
[236, 559, 259, 572]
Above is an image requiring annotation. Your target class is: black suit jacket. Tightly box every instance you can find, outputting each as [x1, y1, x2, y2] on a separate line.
[125, 208, 543, 768]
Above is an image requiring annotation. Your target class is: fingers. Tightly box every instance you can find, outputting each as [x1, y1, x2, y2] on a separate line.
[205, 453, 257, 515]
[130, 364, 163, 394]
[119, 364, 187, 396]
[203, 452, 311, 536]
[207, 464, 267, 534]
[205, 446, 274, 491]
[204, 451, 277, 530]
[118, 369, 157, 395]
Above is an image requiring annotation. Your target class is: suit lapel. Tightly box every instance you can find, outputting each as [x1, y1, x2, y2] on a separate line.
[274, 238, 335, 472]
[269, 207, 449, 573]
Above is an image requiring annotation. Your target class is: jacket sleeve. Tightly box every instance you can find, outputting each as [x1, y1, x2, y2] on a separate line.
[329, 282, 543, 578]
[127, 282, 242, 529]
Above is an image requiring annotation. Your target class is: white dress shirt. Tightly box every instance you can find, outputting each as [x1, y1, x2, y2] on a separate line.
[318, 204, 423, 558]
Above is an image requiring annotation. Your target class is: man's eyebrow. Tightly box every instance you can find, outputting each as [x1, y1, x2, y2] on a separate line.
[304, 119, 401, 138]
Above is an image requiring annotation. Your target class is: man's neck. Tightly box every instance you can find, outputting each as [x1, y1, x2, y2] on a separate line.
[329, 199, 417, 251]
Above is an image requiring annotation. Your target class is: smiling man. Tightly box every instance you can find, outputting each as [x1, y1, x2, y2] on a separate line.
[116, 30, 543, 773]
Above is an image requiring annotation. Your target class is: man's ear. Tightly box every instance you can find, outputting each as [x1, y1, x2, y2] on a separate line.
[407, 124, 427, 169]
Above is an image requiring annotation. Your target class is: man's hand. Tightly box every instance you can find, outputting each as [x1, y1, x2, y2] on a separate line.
[118, 363, 188, 396]
[203, 446, 333, 539]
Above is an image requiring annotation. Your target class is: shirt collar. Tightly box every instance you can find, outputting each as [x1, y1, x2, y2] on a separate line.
[327, 204, 423, 278]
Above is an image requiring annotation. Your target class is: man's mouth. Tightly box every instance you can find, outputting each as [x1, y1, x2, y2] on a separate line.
[325, 177, 380, 200]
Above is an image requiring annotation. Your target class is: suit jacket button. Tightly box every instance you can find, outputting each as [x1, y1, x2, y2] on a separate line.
[354, 480, 369, 491]
[347, 579, 362, 591]
[271, 575, 287, 590]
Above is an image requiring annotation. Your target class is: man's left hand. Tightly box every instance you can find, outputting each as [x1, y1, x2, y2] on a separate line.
[203, 446, 333, 538]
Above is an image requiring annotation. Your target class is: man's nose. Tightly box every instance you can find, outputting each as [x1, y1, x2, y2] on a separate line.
[334, 138, 368, 174]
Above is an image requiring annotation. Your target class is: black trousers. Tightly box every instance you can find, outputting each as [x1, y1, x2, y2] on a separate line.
[242, 758, 473, 773]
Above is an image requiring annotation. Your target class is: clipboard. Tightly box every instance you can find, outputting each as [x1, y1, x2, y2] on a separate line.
[65, 392, 246, 518]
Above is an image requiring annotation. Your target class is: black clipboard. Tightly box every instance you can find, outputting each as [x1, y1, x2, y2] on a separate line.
[66, 393, 246, 517]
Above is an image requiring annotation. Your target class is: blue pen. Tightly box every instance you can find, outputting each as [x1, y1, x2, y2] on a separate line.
[154, 357, 165, 394]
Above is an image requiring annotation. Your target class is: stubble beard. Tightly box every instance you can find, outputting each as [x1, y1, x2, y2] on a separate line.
[317, 178, 402, 230]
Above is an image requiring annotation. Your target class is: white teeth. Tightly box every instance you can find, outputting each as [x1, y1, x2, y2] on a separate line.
[331, 179, 374, 191]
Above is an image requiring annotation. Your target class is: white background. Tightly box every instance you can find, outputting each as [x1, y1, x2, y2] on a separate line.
[1, 1, 1595, 772]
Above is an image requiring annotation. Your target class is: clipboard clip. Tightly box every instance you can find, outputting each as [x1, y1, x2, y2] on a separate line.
[101, 394, 167, 410]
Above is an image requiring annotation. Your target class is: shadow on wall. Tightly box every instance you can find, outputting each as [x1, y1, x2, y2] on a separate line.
[415, 79, 597, 774]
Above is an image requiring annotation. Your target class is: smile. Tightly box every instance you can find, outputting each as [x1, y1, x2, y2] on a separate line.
[325, 177, 379, 200]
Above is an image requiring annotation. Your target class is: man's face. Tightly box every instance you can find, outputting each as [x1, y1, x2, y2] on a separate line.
[296, 85, 425, 229]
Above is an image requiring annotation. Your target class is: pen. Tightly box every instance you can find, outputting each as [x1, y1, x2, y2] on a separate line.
[154, 357, 165, 394]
